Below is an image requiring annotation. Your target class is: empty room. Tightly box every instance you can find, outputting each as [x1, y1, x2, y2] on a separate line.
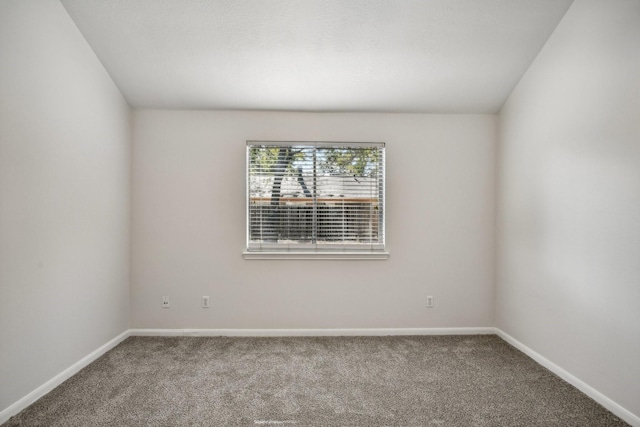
[1, 0, 638, 425]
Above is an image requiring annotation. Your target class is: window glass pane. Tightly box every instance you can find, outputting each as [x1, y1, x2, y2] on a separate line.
[247, 142, 385, 252]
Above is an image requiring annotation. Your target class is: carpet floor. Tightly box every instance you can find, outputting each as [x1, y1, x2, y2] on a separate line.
[3, 335, 628, 426]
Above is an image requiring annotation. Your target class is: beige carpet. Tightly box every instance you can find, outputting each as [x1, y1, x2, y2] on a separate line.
[3, 335, 628, 426]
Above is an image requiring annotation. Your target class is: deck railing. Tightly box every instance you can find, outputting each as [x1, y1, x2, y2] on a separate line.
[249, 197, 380, 243]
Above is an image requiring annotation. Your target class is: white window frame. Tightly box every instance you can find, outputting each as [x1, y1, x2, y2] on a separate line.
[243, 141, 389, 260]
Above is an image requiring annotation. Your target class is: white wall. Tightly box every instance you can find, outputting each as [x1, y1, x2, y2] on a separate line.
[497, 0, 640, 419]
[132, 111, 496, 330]
[0, 0, 131, 414]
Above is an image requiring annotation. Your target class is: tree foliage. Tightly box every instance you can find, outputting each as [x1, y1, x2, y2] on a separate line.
[318, 147, 379, 177]
[249, 145, 379, 178]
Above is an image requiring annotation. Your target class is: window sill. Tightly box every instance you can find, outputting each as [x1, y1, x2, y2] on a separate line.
[242, 251, 390, 260]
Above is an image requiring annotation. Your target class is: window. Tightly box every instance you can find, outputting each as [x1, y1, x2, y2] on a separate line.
[244, 141, 388, 259]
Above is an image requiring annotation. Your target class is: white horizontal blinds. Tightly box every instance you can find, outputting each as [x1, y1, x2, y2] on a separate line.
[248, 144, 316, 247]
[247, 141, 385, 252]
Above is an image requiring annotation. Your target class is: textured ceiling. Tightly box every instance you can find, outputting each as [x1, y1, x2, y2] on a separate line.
[60, 0, 574, 113]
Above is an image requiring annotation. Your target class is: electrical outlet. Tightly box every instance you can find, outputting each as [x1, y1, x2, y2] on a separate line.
[426, 296, 434, 308]
[202, 296, 210, 308]
[162, 296, 170, 308]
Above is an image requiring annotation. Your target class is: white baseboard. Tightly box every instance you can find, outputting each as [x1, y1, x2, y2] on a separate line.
[0, 329, 130, 426]
[495, 328, 640, 427]
[129, 327, 496, 337]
